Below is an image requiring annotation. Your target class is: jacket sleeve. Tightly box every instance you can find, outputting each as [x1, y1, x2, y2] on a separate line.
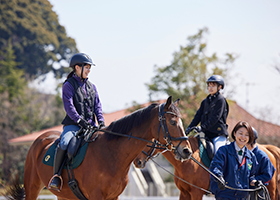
[255, 151, 275, 185]
[62, 82, 80, 123]
[200, 97, 226, 131]
[249, 154, 258, 183]
[188, 100, 204, 128]
[209, 147, 226, 181]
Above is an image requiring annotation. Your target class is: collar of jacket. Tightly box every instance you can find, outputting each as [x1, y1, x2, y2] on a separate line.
[228, 142, 253, 159]
[207, 91, 220, 101]
[73, 73, 88, 84]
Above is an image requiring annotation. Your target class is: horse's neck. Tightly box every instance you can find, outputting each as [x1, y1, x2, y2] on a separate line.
[100, 129, 152, 171]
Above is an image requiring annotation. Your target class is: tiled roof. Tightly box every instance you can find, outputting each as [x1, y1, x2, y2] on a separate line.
[8, 109, 129, 146]
[9, 100, 280, 145]
[227, 100, 280, 137]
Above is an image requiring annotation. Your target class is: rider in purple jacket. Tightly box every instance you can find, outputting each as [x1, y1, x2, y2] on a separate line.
[48, 53, 105, 191]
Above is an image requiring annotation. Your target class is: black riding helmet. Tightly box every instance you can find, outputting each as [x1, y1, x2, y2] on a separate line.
[69, 53, 95, 80]
[206, 75, 225, 89]
[252, 127, 258, 141]
[69, 53, 95, 69]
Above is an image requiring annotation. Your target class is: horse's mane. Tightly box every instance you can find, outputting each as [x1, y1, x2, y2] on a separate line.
[105, 102, 181, 141]
[105, 103, 158, 140]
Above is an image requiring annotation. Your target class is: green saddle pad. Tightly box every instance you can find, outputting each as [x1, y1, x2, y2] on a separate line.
[43, 142, 89, 169]
[199, 140, 211, 168]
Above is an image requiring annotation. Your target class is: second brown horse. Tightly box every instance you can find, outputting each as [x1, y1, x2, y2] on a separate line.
[134, 137, 280, 200]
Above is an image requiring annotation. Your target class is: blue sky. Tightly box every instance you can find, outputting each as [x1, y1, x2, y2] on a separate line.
[45, 0, 280, 125]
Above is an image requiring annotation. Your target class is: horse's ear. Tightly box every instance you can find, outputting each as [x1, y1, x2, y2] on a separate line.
[174, 98, 180, 107]
[164, 96, 172, 109]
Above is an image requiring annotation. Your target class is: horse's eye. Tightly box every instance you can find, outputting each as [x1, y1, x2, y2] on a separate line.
[170, 120, 176, 126]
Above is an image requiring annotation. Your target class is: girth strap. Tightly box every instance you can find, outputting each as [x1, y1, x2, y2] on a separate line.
[67, 164, 88, 200]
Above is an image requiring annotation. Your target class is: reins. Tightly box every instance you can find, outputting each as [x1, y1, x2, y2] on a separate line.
[149, 156, 212, 194]
[184, 127, 269, 196]
[138, 129, 270, 199]
[85, 103, 189, 150]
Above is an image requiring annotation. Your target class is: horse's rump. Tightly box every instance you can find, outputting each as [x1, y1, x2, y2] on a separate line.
[263, 144, 280, 199]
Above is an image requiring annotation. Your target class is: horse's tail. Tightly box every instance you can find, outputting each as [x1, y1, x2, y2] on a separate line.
[2, 176, 25, 200]
[265, 145, 280, 200]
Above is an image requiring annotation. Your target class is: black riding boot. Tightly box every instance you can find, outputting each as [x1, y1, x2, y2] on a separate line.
[48, 146, 66, 191]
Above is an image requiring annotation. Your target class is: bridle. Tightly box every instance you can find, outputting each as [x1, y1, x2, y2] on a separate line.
[141, 140, 167, 164]
[92, 103, 189, 151]
[157, 103, 189, 151]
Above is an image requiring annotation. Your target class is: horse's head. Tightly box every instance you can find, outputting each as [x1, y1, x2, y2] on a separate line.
[134, 139, 163, 168]
[152, 96, 192, 162]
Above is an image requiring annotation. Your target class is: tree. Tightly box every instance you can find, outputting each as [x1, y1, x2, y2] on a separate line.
[146, 27, 237, 126]
[0, 40, 65, 184]
[0, 40, 28, 183]
[0, 0, 78, 79]
[0, 39, 26, 101]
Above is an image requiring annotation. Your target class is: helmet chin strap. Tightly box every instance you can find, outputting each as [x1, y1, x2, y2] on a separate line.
[80, 64, 85, 82]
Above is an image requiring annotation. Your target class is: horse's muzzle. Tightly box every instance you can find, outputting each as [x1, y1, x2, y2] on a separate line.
[174, 146, 192, 161]
[134, 159, 146, 169]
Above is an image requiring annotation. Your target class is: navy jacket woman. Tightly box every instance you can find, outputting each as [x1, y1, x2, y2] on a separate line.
[252, 146, 275, 185]
[210, 142, 258, 199]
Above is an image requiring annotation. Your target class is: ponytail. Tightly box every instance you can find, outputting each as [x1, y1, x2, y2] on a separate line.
[63, 70, 75, 84]
[67, 70, 75, 79]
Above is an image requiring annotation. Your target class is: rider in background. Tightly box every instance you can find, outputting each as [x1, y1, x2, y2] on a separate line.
[185, 75, 229, 152]
[246, 127, 275, 200]
[209, 121, 258, 200]
[48, 53, 105, 191]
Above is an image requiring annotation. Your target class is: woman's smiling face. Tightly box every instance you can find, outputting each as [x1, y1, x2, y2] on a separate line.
[234, 127, 250, 148]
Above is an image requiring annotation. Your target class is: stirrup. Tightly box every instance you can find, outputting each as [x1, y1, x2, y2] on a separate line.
[48, 174, 63, 192]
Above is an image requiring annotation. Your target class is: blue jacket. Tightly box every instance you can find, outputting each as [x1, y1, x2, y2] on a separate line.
[210, 142, 258, 199]
[252, 146, 275, 186]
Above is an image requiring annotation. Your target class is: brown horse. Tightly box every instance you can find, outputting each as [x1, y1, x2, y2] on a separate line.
[134, 137, 210, 200]
[134, 139, 280, 200]
[4, 96, 193, 200]
[260, 144, 280, 199]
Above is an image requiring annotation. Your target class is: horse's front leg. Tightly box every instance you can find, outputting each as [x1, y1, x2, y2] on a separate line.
[179, 191, 192, 200]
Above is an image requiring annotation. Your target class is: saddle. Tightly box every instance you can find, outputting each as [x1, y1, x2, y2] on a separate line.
[44, 128, 98, 200]
[43, 134, 90, 169]
[197, 132, 215, 168]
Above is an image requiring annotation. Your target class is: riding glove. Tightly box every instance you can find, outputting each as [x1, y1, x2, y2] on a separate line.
[98, 121, 105, 129]
[255, 180, 262, 187]
[217, 176, 226, 190]
[77, 118, 90, 129]
[185, 127, 191, 134]
[195, 126, 202, 133]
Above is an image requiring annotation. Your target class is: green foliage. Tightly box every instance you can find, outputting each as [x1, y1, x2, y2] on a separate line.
[0, 0, 78, 79]
[0, 41, 65, 183]
[0, 0, 71, 184]
[0, 39, 26, 101]
[146, 27, 237, 126]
